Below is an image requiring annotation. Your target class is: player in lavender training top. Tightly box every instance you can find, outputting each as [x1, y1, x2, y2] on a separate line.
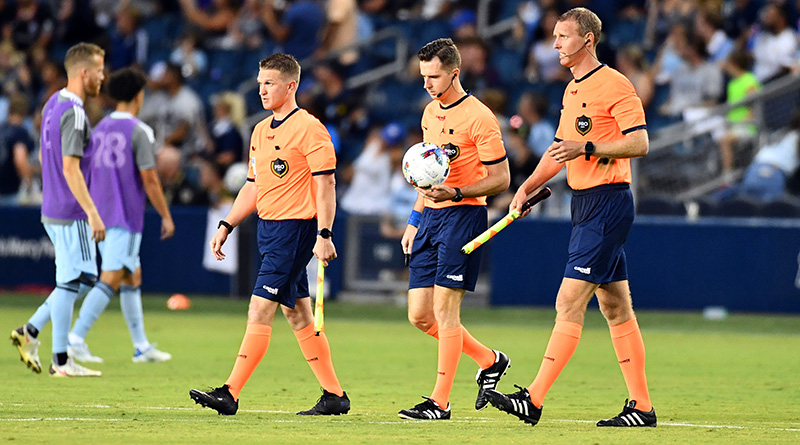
[67, 67, 175, 364]
[10, 42, 106, 377]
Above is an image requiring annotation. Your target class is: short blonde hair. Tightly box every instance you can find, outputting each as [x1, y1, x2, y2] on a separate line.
[64, 42, 105, 73]
[559, 7, 602, 42]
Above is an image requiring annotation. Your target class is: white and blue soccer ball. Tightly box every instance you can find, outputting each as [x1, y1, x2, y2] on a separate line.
[402, 142, 450, 188]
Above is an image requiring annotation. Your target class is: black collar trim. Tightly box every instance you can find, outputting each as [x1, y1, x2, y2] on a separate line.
[574, 64, 606, 83]
[270, 107, 301, 129]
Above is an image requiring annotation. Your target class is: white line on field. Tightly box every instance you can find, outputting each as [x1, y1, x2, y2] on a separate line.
[1, 403, 798, 432]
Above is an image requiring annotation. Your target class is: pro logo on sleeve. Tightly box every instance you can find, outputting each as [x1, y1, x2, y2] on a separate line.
[576, 115, 592, 136]
[271, 158, 289, 178]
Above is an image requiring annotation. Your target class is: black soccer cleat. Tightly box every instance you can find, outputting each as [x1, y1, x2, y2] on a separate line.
[297, 390, 350, 415]
[597, 399, 657, 427]
[398, 396, 451, 420]
[475, 350, 511, 410]
[484, 385, 542, 426]
[189, 384, 239, 415]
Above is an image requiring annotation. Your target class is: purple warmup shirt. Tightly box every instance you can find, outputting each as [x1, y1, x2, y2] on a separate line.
[89, 113, 156, 234]
[40, 90, 93, 221]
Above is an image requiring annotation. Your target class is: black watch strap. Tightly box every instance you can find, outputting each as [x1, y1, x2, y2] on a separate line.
[218, 220, 233, 234]
[451, 187, 464, 202]
[318, 228, 333, 239]
[584, 141, 595, 161]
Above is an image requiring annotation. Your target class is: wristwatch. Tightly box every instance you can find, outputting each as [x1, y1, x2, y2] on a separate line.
[451, 187, 464, 202]
[584, 141, 595, 161]
[218, 220, 233, 234]
[317, 228, 334, 239]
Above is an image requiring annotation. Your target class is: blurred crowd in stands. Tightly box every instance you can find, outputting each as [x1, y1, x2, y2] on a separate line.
[3, 0, 800, 220]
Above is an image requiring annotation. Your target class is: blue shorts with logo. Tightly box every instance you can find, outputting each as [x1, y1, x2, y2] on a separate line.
[44, 220, 97, 284]
[564, 183, 634, 284]
[409, 205, 487, 291]
[98, 227, 142, 274]
[253, 218, 316, 308]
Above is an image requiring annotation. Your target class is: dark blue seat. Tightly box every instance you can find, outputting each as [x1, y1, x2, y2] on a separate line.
[714, 197, 760, 217]
[637, 195, 685, 216]
[759, 197, 800, 218]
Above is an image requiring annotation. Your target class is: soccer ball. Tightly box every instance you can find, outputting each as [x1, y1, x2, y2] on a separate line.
[402, 142, 450, 188]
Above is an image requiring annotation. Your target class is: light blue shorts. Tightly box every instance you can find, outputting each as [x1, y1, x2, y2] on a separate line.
[98, 227, 142, 273]
[44, 220, 98, 284]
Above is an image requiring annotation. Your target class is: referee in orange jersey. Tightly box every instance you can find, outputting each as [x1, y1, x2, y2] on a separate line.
[398, 38, 512, 420]
[189, 54, 349, 416]
[484, 8, 656, 428]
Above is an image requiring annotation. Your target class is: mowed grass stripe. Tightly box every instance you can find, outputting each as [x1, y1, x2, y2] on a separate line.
[3, 293, 800, 444]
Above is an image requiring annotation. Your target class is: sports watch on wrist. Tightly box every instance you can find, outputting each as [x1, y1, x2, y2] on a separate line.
[451, 187, 464, 202]
[317, 228, 333, 239]
[218, 220, 233, 234]
[584, 141, 595, 161]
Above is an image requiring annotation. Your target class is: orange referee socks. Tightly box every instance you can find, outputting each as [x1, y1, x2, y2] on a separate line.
[430, 326, 463, 408]
[295, 323, 344, 397]
[528, 320, 582, 407]
[609, 318, 652, 411]
[226, 323, 272, 400]
[425, 322, 496, 369]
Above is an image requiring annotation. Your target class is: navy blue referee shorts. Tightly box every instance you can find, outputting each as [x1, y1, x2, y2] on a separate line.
[253, 218, 316, 308]
[564, 183, 634, 284]
[409, 205, 487, 292]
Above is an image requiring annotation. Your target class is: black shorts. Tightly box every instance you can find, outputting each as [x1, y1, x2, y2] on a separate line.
[564, 183, 634, 284]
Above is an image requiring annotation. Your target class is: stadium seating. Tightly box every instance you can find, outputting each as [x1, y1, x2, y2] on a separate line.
[637, 195, 686, 216]
[759, 196, 800, 218]
[714, 196, 761, 217]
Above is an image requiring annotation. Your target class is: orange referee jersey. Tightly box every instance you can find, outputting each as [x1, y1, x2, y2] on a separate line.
[555, 65, 647, 190]
[247, 108, 336, 220]
[420, 94, 507, 209]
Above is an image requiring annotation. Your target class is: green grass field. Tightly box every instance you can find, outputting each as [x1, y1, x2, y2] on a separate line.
[2, 292, 800, 444]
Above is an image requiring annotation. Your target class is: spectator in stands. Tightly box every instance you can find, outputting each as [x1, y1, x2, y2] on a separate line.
[177, 0, 239, 49]
[652, 22, 688, 86]
[615, 44, 654, 110]
[307, 59, 368, 161]
[340, 121, 405, 215]
[35, 58, 67, 107]
[156, 145, 210, 206]
[169, 31, 208, 79]
[198, 158, 233, 207]
[142, 62, 209, 160]
[0, 40, 34, 111]
[0, 94, 34, 205]
[261, 0, 326, 61]
[525, 7, 570, 83]
[54, 0, 106, 47]
[722, 0, 760, 43]
[659, 33, 723, 118]
[450, 9, 478, 40]
[694, 7, 734, 66]
[751, 2, 797, 84]
[9, 0, 55, 53]
[108, 5, 149, 70]
[210, 91, 245, 174]
[717, 113, 800, 202]
[492, 90, 555, 214]
[380, 127, 420, 240]
[718, 47, 761, 175]
[456, 36, 500, 94]
[319, 0, 360, 66]
[222, 0, 268, 50]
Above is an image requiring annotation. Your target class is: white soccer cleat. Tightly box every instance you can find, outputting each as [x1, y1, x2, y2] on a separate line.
[49, 358, 102, 377]
[10, 326, 42, 373]
[67, 341, 104, 363]
[133, 344, 172, 363]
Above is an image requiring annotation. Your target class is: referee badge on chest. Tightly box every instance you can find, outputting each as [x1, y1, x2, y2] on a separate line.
[271, 158, 289, 178]
[576, 115, 592, 136]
